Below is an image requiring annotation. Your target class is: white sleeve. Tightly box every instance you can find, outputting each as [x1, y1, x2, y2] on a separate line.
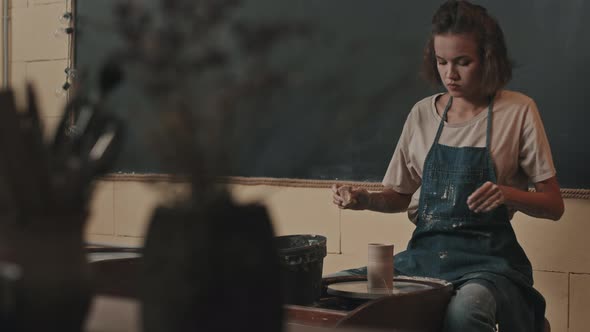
[382, 111, 422, 194]
[519, 100, 557, 183]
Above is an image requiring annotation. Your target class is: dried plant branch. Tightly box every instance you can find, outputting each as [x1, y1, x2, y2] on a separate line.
[111, 0, 312, 204]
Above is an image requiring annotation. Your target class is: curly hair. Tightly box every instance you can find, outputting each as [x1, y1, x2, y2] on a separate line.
[422, 0, 512, 96]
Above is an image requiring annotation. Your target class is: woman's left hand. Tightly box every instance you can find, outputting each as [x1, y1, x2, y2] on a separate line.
[467, 181, 506, 213]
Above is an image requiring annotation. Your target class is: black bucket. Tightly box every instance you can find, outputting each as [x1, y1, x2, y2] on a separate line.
[276, 234, 327, 305]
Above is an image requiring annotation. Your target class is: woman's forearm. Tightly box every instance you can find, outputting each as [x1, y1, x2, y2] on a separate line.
[501, 178, 564, 221]
[366, 189, 412, 213]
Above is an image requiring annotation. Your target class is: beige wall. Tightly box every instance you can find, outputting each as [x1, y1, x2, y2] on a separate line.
[6, 0, 69, 139]
[6, 1, 590, 331]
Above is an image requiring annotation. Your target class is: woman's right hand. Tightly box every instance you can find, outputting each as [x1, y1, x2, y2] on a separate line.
[331, 184, 370, 210]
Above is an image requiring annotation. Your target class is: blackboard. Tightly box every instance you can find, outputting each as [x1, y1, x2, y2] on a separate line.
[75, 0, 590, 189]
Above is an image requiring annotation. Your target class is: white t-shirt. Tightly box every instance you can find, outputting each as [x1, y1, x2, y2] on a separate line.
[382, 90, 557, 223]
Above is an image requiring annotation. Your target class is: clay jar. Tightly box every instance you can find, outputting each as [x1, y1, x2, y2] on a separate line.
[367, 243, 394, 291]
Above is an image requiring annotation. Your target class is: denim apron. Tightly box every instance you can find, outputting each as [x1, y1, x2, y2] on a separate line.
[394, 96, 546, 331]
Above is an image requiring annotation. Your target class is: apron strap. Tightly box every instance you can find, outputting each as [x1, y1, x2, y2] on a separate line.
[433, 95, 453, 145]
[485, 96, 497, 183]
[434, 95, 495, 150]
[485, 96, 494, 151]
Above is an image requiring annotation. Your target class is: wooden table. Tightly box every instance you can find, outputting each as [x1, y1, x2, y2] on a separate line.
[85, 296, 393, 332]
[88, 255, 452, 332]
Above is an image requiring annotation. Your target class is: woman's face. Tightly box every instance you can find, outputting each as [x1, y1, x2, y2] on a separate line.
[434, 33, 483, 99]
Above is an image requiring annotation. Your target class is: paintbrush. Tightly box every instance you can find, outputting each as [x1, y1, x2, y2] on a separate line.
[19, 84, 52, 212]
[0, 90, 44, 217]
[64, 112, 124, 207]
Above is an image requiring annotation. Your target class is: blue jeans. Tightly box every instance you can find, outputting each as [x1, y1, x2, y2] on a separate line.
[443, 281, 497, 332]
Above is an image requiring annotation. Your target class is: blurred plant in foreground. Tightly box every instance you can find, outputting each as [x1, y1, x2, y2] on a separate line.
[110, 1, 312, 331]
[112, 0, 311, 201]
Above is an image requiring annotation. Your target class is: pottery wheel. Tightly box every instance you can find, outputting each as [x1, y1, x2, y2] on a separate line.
[326, 280, 433, 300]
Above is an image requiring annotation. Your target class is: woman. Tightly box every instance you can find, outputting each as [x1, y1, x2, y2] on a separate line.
[331, 1, 564, 331]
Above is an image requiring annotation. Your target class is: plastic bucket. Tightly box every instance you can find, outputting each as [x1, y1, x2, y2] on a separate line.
[276, 234, 327, 305]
